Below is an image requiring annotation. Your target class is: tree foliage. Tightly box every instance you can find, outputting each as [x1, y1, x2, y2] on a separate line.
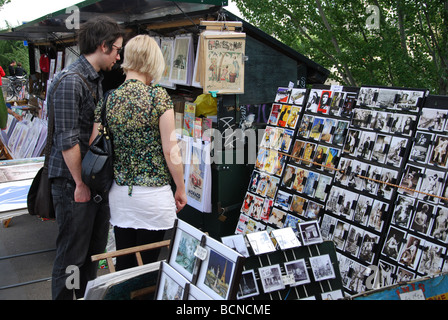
[0, 1, 29, 76]
[233, 0, 448, 94]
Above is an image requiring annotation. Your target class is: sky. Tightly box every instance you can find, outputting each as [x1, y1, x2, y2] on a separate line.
[0, 0, 241, 30]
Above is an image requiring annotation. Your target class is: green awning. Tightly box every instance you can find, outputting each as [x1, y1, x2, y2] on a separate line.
[0, 0, 227, 41]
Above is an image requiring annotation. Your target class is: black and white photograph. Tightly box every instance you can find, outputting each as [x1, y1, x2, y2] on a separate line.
[352, 195, 372, 226]
[371, 111, 392, 133]
[341, 92, 358, 118]
[236, 270, 259, 299]
[417, 241, 445, 276]
[390, 114, 416, 136]
[358, 87, 379, 108]
[352, 108, 372, 129]
[398, 234, 424, 270]
[417, 108, 447, 132]
[371, 134, 391, 163]
[298, 220, 323, 245]
[398, 164, 423, 197]
[410, 131, 434, 163]
[385, 136, 408, 167]
[391, 195, 415, 229]
[314, 174, 332, 202]
[382, 226, 406, 261]
[377, 168, 398, 200]
[309, 254, 336, 281]
[396, 90, 425, 111]
[321, 289, 344, 300]
[320, 214, 337, 241]
[410, 201, 433, 235]
[355, 131, 376, 160]
[258, 264, 285, 293]
[284, 259, 311, 286]
[418, 168, 445, 203]
[333, 219, 350, 250]
[376, 88, 399, 109]
[305, 89, 322, 113]
[344, 225, 364, 258]
[430, 206, 448, 243]
[367, 200, 388, 232]
[359, 232, 380, 264]
[343, 129, 361, 156]
[377, 260, 397, 288]
[429, 134, 448, 168]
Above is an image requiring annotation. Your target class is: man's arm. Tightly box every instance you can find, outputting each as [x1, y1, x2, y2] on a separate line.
[62, 144, 91, 202]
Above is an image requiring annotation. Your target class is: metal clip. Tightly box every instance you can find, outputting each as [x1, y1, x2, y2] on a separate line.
[93, 194, 103, 203]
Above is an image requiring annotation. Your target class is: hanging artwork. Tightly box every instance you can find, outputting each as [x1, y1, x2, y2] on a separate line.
[200, 32, 246, 94]
[159, 37, 176, 89]
[170, 34, 194, 86]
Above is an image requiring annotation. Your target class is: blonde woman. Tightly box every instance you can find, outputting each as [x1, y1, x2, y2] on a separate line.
[92, 34, 187, 270]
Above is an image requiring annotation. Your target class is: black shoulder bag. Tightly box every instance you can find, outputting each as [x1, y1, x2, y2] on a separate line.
[81, 90, 115, 198]
[27, 71, 89, 219]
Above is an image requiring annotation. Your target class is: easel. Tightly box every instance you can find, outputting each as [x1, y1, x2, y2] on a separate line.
[90, 240, 171, 299]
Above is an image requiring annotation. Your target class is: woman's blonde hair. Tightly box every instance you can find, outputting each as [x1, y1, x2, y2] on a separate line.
[121, 34, 165, 83]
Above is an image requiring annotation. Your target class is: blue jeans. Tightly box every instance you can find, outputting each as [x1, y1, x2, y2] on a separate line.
[51, 178, 110, 300]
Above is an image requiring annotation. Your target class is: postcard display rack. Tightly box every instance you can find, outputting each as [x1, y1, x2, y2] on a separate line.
[236, 84, 448, 297]
[155, 219, 245, 300]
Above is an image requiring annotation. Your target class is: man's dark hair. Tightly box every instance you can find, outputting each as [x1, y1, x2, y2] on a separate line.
[77, 16, 124, 55]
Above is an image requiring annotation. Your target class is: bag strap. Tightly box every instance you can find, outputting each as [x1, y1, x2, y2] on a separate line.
[44, 71, 98, 167]
[100, 89, 114, 127]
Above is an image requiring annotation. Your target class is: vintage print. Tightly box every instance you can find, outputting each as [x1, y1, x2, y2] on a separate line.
[398, 234, 424, 270]
[410, 131, 434, 163]
[417, 108, 447, 132]
[272, 227, 301, 250]
[298, 220, 323, 245]
[288, 88, 307, 105]
[246, 230, 276, 255]
[284, 259, 311, 286]
[430, 206, 448, 243]
[237, 270, 259, 299]
[309, 254, 336, 281]
[429, 134, 448, 168]
[382, 226, 406, 261]
[203, 35, 246, 94]
[259, 264, 285, 293]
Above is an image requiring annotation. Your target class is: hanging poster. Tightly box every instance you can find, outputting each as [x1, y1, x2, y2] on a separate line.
[201, 33, 246, 94]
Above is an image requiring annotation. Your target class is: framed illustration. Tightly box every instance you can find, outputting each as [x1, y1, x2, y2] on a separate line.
[284, 258, 311, 286]
[236, 270, 259, 299]
[309, 254, 336, 281]
[201, 33, 246, 94]
[159, 37, 176, 89]
[155, 261, 189, 300]
[187, 283, 213, 300]
[195, 235, 244, 300]
[167, 219, 206, 282]
[170, 34, 194, 86]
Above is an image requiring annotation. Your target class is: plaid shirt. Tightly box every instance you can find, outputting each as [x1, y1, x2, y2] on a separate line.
[48, 55, 103, 180]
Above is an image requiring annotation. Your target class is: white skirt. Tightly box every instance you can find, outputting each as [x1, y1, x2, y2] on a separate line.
[108, 181, 177, 231]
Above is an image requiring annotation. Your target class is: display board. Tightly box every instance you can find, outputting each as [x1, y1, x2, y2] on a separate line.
[223, 225, 344, 300]
[155, 219, 245, 300]
[236, 83, 448, 297]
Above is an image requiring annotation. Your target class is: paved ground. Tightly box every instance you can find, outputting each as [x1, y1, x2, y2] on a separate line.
[0, 214, 112, 300]
[0, 214, 57, 300]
